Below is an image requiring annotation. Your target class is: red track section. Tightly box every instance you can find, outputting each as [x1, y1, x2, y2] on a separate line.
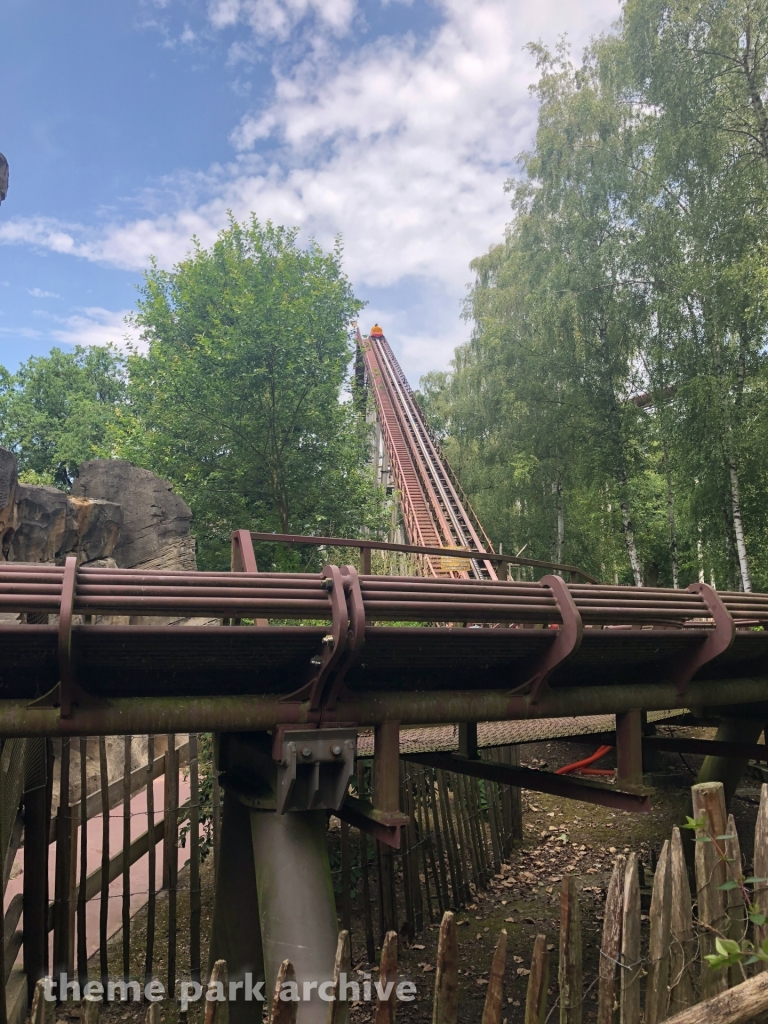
[359, 329, 497, 580]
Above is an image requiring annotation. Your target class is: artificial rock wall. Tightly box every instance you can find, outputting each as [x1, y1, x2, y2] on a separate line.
[0, 451, 195, 572]
[0, 452, 198, 800]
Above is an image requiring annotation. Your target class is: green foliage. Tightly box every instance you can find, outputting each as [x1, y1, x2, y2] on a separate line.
[426, 7, 768, 589]
[0, 346, 127, 487]
[0, 219, 388, 571]
[120, 216, 387, 569]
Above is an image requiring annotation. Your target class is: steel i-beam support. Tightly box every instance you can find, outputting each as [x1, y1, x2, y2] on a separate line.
[616, 709, 643, 787]
[457, 722, 479, 760]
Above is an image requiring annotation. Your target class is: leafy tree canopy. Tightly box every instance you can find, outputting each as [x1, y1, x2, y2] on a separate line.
[426, 3, 768, 591]
[0, 345, 126, 487]
[120, 216, 387, 568]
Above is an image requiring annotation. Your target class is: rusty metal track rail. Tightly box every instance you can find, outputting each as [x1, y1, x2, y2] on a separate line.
[359, 329, 497, 580]
[0, 561, 765, 625]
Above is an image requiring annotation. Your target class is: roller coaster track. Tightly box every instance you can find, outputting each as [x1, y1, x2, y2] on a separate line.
[358, 328, 497, 580]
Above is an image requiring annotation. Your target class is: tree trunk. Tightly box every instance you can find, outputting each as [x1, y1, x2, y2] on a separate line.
[620, 496, 644, 587]
[722, 507, 738, 591]
[697, 525, 705, 584]
[728, 459, 752, 592]
[551, 476, 564, 566]
[663, 441, 679, 589]
[740, 21, 768, 171]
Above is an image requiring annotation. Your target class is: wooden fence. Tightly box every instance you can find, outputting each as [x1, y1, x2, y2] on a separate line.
[342, 749, 523, 958]
[16, 764, 768, 1024]
[0, 733, 218, 1019]
[2, 734, 519, 1014]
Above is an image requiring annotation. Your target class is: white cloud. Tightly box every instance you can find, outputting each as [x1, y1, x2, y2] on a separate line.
[28, 287, 60, 298]
[208, 0, 356, 39]
[46, 308, 142, 352]
[0, 0, 620, 372]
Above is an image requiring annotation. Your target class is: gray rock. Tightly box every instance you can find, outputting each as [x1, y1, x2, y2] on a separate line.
[66, 496, 123, 564]
[8, 484, 67, 563]
[72, 459, 193, 568]
[0, 448, 18, 549]
[7, 485, 122, 564]
[0, 154, 7, 205]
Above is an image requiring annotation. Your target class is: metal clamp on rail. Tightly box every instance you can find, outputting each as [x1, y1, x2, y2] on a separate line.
[272, 725, 356, 814]
[669, 583, 735, 700]
[281, 564, 365, 714]
[28, 555, 105, 718]
[510, 574, 583, 703]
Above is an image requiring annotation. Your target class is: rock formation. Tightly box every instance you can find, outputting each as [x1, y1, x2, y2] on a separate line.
[72, 459, 195, 570]
[0, 450, 196, 571]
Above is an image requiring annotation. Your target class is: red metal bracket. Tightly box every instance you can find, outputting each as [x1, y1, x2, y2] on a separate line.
[58, 555, 76, 717]
[281, 564, 349, 711]
[511, 574, 583, 703]
[281, 565, 366, 714]
[669, 583, 735, 699]
[336, 794, 409, 849]
[322, 566, 366, 711]
[28, 556, 105, 717]
[230, 529, 267, 626]
[231, 530, 258, 573]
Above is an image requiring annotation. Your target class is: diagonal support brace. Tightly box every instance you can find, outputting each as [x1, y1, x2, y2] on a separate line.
[511, 574, 583, 702]
[670, 583, 735, 700]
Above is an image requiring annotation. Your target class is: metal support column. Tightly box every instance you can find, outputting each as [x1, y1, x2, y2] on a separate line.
[616, 709, 643, 786]
[208, 789, 264, 1024]
[457, 722, 479, 760]
[250, 810, 338, 1024]
[374, 721, 400, 812]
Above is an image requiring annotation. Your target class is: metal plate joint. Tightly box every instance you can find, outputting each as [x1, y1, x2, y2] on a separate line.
[273, 726, 356, 814]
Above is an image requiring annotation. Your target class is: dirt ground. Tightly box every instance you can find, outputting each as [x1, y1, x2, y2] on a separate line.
[53, 725, 766, 1024]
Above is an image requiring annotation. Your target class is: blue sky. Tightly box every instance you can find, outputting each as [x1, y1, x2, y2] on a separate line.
[0, 0, 619, 383]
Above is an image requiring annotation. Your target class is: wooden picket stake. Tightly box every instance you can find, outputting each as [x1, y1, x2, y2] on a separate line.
[724, 813, 747, 988]
[81, 996, 101, 1024]
[328, 930, 352, 1024]
[645, 840, 672, 1024]
[432, 911, 458, 1024]
[598, 854, 625, 1024]
[374, 932, 398, 1024]
[205, 959, 229, 1024]
[692, 782, 729, 999]
[145, 1002, 162, 1024]
[620, 853, 641, 1024]
[481, 929, 507, 1024]
[30, 979, 55, 1024]
[524, 934, 549, 1024]
[270, 960, 298, 1024]
[669, 827, 696, 1013]
[559, 874, 582, 1024]
[753, 784, 768, 970]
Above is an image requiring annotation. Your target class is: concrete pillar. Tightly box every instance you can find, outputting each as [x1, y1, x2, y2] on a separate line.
[250, 810, 338, 1024]
[209, 732, 339, 1024]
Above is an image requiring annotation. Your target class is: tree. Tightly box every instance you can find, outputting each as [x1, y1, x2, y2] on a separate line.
[431, 16, 768, 590]
[122, 216, 387, 569]
[0, 345, 127, 486]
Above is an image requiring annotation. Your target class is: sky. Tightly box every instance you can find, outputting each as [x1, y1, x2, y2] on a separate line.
[0, 0, 620, 384]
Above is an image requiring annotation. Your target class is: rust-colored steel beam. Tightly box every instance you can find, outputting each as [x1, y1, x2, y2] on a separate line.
[0, 677, 766, 737]
[642, 735, 768, 761]
[248, 530, 597, 582]
[404, 752, 652, 813]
